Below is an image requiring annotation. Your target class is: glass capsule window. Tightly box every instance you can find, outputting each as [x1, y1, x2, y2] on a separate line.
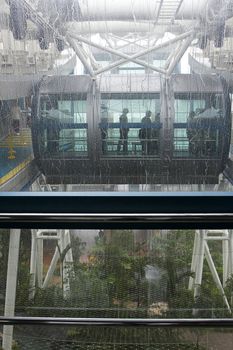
[174, 93, 224, 158]
[39, 94, 88, 157]
[100, 93, 161, 157]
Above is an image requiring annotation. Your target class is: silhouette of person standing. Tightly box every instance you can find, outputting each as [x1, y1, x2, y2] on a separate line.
[140, 110, 152, 155]
[117, 108, 129, 154]
[100, 104, 109, 155]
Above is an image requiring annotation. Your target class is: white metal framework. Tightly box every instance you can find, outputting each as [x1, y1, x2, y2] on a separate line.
[1, 0, 232, 77]
[189, 229, 233, 314]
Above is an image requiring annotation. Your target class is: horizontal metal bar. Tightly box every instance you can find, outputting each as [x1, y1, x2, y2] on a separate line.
[1, 317, 233, 327]
[1, 192, 233, 213]
[37, 235, 59, 240]
[1, 213, 233, 224]
[0, 192, 233, 229]
[23, 306, 231, 312]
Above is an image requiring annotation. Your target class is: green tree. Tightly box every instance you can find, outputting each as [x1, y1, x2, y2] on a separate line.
[91, 230, 149, 309]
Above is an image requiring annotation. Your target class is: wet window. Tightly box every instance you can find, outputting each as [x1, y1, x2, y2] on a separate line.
[1, 227, 233, 349]
[0, 0, 233, 347]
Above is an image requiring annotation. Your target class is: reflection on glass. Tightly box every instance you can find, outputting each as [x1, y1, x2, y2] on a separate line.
[174, 93, 223, 158]
[40, 94, 87, 156]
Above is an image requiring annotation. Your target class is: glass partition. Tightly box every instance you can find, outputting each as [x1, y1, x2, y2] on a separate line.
[39, 94, 88, 157]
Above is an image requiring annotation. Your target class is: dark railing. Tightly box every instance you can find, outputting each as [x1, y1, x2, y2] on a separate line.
[1, 317, 233, 327]
[0, 192, 233, 229]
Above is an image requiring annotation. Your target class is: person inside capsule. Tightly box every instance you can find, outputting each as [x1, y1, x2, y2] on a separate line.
[45, 99, 74, 154]
[139, 110, 152, 155]
[117, 108, 129, 155]
[100, 104, 109, 155]
[187, 96, 221, 156]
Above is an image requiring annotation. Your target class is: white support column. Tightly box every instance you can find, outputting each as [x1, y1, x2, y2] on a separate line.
[83, 43, 99, 71]
[166, 34, 194, 76]
[27, 202, 74, 297]
[2, 229, 21, 350]
[164, 44, 181, 70]
[29, 229, 37, 299]
[59, 230, 65, 289]
[190, 229, 232, 313]
[65, 231, 73, 264]
[66, 36, 96, 78]
[193, 230, 205, 302]
[36, 232, 43, 288]
[42, 247, 60, 289]
[63, 230, 73, 298]
[204, 241, 231, 313]
[188, 231, 200, 290]
[229, 230, 233, 277]
[223, 232, 229, 287]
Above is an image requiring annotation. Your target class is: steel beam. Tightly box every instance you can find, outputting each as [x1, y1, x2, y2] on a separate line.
[166, 34, 194, 76]
[66, 36, 96, 78]
[69, 30, 194, 76]
[2, 229, 21, 350]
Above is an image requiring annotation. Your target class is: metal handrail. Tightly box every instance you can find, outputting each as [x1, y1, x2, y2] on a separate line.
[1, 317, 233, 327]
[0, 192, 233, 228]
[1, 212, 233, 223]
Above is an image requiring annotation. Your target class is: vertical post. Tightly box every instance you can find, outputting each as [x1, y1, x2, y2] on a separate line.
[63, 230, 73, 298]
[228, 230, 233, 277]
[160, 76, 174, 182]
[2, 229, 21, 350]
[188, 231, 200, 290]
[223, 232, 229, 287]
[58, 230, 64, 291]
[193, 230, 205, 301]
[36, 231, 43, 288]
[204, 241, 231, 313]
[229, 230, 233, 307]
[29, 229, 37, 299]
[192, 230, 205, 316]
[42, 247, 60, 289]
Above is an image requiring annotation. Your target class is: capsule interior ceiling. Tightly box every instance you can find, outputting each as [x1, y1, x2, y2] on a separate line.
[1, 0, 233, 188]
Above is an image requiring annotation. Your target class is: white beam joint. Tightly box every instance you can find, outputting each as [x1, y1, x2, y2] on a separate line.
[66, 36, 96, 78]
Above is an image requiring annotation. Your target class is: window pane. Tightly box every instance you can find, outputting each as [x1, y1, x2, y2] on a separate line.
[1, 228, 233, 348]
[39, 94, 88, 157]
[100, 93, 160, 157]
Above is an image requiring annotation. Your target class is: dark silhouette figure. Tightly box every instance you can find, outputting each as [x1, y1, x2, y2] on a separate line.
[117, 108, 129, 154]
[100, 104, 109, 155]
[139, 110, 152, 155]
